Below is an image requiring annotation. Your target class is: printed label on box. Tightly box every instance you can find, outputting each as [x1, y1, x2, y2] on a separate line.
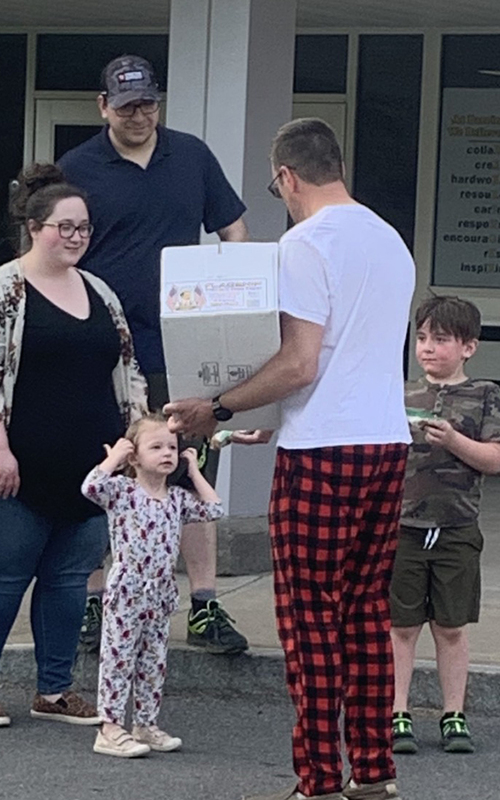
[164, 279, 267, 313]
[227, 365, 253, 382]
[198, 362, 221, 387]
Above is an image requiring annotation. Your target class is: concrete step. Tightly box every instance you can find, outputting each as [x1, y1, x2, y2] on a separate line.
[2, 642, 499, 716]
[5, 572, 500, 716]
[177, 515, 272, 576]
[9, 573, 500, 664]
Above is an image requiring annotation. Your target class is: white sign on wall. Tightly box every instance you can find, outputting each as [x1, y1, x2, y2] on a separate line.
[434, 88, 500, 287]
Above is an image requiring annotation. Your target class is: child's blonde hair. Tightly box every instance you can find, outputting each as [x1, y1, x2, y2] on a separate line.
[123, 412, 177, 477]
[124, 411, 170, 448]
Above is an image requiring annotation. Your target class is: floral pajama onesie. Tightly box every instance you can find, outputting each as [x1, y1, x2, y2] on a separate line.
[82, 467, 224, 726]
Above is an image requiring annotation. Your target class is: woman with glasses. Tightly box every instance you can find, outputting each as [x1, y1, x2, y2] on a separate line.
[0, 163, 147, 728]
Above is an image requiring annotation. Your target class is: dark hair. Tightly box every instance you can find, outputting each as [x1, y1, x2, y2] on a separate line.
[270, 117, 343, 185]
[415, 295, 482, 342]
[9, 163, 87, 251]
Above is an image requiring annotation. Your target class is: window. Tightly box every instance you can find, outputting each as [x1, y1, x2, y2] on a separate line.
[0, 35, 26, 264]
[294, 35, 348, 94]
[36, 34, 168, 92]
[354, 35, 423, 250]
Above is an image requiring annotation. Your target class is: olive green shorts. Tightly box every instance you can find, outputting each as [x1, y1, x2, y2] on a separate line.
[390, 523, 484, 628]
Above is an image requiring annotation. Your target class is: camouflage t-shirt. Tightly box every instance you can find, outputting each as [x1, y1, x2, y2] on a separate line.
[401, 377, 500, 527]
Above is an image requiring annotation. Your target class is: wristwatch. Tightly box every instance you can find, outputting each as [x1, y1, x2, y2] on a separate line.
[211, 395, 233, 422]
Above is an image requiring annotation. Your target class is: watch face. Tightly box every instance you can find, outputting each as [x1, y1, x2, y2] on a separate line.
[214, 406, 233, 422]
[212, 397, 233, 422]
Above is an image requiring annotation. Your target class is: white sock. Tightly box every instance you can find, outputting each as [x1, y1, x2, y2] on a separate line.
[41, 693, 62, 703]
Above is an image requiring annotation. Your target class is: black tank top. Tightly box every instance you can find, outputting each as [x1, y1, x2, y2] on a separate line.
[8, 278, 124, 521]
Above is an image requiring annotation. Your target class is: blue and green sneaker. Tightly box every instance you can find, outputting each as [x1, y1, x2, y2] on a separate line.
[392, 711, 418, 754]
[79, 595, 103, 654]
[187, 599, 248, 654]
[440, 711, 474, 753]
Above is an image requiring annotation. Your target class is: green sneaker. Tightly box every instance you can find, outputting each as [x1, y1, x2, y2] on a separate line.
[187, 599, 248, 654]
[392, 711, 418, 754]
[440, 711, 474, 753]
[79, 595, 103, 653]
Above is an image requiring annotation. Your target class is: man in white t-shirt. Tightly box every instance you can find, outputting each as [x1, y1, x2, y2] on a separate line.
[166, 118, 415, 800]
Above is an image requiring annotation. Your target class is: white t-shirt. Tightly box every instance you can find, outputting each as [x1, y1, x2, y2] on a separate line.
[277, 204, 414, 449]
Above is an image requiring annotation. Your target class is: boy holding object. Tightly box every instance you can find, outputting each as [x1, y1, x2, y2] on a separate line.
[390, 296, 500, 754]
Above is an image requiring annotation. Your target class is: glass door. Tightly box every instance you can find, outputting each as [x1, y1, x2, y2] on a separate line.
[292, 94, 346, 153]
[34, 99, 104, 162]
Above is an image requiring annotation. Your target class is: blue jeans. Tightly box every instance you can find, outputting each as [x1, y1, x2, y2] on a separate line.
[0, 497, 108, 694]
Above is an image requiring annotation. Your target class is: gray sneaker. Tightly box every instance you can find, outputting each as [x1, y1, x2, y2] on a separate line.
[243, 788, 343, 800]
[0, 702, 11, 727]
[342, 780, 402, 800]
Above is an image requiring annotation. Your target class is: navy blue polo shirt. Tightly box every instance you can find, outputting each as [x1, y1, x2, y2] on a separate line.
[59, 126, 246, 374]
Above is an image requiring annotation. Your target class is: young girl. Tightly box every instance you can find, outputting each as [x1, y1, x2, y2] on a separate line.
[81, 412, 224, 758]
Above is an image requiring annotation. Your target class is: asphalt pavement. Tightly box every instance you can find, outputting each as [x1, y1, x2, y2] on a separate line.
[1, 684, 498, 800]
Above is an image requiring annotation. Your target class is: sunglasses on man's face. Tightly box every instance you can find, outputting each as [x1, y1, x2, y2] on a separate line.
[267, 166, 296, 199]
[267, 171, 283, 199]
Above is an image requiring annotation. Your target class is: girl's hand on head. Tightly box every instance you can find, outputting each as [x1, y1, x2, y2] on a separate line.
[180, 446, 200, 477]
[103, 438, 135, 470]
[0, 446, 20, 499]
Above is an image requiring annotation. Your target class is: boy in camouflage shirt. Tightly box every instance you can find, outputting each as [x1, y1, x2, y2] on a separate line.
[390, 296, 500, 755]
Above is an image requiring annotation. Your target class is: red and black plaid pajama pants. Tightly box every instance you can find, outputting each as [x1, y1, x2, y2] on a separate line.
[269, 443, 408, 797]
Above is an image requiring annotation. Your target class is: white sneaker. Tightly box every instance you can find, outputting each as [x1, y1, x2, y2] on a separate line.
[0, 702, 11, 727]
[94, 728, 150, 758]
[342, 779, 402, 800]
[132, 724, 182, 752]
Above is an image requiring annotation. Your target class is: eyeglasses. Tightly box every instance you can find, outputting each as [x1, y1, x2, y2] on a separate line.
[267, 166, 296, 199]
[114, 100, 160, 118]
[41, 222, 94, 239]
[267, 171, 283, 199]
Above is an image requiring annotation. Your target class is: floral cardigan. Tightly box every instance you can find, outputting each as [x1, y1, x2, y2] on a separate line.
[0, 258, 148, 430]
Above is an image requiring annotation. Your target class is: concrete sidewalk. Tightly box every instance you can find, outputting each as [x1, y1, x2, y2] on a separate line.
[8, 568, 500, 664]
[4, 480, 500, 712]
[8, 477, 500, 661]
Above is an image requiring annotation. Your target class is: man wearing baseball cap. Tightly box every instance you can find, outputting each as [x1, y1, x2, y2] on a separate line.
[59, 54, 248, 657]
[103, 55, 162, 109]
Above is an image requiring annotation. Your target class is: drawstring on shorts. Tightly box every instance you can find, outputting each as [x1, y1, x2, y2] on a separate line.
[423, 527, 441, 550]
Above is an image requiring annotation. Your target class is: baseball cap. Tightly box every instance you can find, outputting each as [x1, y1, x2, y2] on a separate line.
[101, 55, 161, 109]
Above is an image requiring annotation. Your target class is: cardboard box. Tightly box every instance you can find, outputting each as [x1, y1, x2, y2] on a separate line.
[160, 242, 281, 430]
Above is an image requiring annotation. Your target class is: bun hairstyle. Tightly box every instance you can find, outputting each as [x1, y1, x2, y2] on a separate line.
[9, 162, 87, 252]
